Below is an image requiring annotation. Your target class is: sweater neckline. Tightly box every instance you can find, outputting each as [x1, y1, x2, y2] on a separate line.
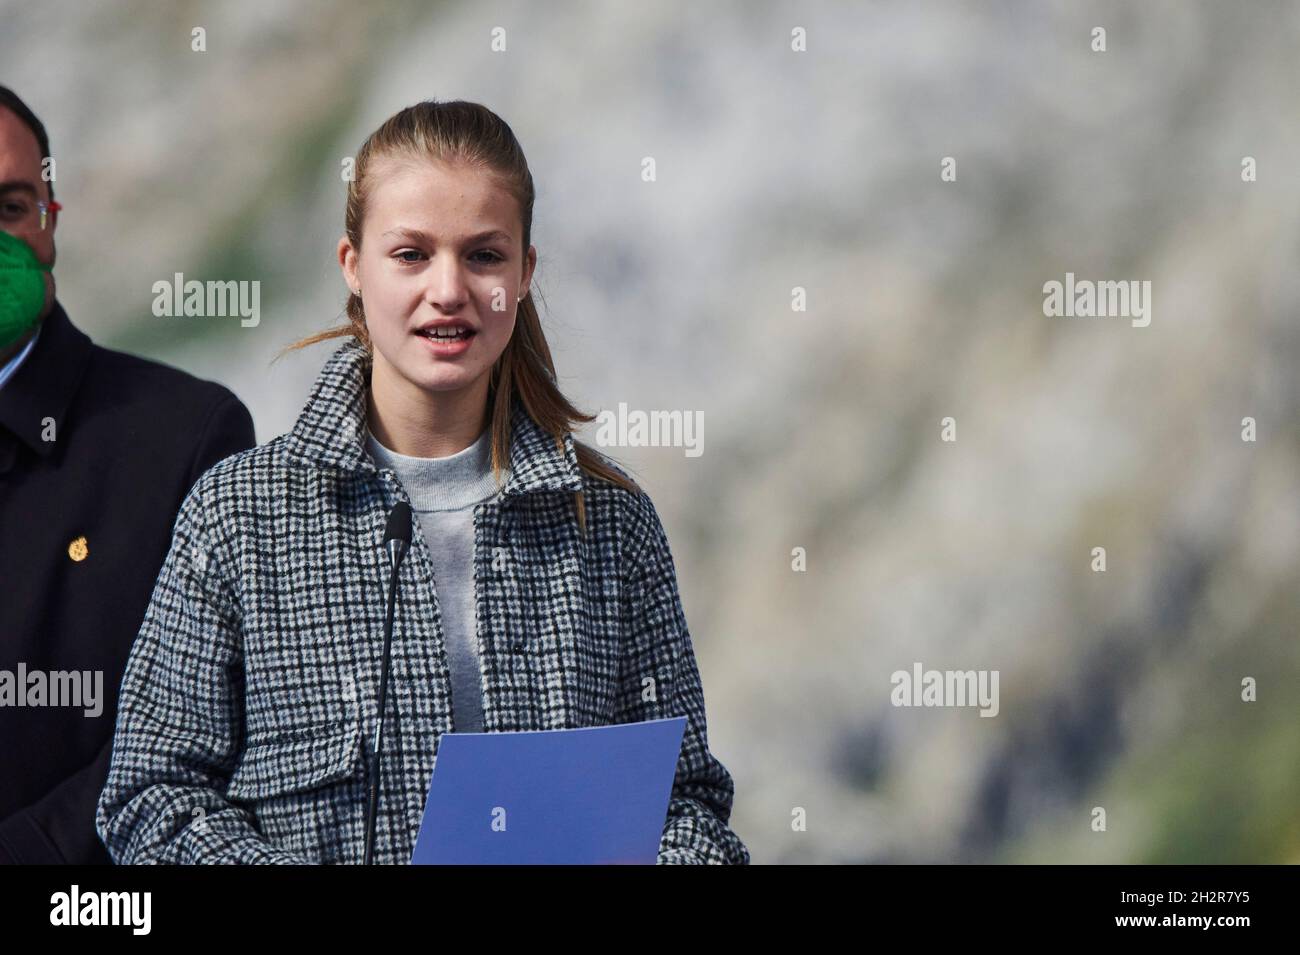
[365, 424, 507, 512]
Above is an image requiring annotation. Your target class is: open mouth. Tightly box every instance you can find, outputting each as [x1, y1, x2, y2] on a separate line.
[417, 327, 476, 341]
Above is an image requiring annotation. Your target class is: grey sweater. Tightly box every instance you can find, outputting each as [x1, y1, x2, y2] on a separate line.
[365, 424, 509, 734]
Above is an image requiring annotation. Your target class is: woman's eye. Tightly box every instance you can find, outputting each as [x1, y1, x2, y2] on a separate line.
[394, 249, 501, 265]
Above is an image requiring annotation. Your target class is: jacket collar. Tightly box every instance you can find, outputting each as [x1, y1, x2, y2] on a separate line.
[0, 301, 94, 458]
[283, 335, 585, 499]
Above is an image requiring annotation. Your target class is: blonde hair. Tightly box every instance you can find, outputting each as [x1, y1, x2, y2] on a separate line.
[282, 99, 639, 533]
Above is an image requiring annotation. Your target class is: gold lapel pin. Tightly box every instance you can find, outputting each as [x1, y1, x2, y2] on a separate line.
[67, 536, 89, 562]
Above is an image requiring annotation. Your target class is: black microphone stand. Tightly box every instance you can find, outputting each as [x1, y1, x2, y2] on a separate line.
[364, 501, 411, 865]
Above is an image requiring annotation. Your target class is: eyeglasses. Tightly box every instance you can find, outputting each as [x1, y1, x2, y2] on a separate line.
[37, 199, 60, 230]
[0, 195, 62, 231]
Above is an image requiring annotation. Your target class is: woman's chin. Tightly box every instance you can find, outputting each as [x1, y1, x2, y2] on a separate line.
[402, 364, 480, 395]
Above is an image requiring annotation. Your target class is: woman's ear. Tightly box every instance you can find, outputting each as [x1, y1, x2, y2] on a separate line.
[337, 236, 359, 294]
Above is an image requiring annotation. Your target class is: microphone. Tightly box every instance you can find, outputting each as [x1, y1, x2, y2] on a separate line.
[363, 501, 412, 865]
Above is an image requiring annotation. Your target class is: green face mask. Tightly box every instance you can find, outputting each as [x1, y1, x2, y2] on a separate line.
[0, 231, 51, 349]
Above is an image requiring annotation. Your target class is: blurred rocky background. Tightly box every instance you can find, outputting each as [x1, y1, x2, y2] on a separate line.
[3, 0, 1296, 863]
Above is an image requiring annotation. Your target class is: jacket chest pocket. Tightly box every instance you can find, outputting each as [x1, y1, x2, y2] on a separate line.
[223, 722, 369, 863]
[226, 721, 365, 803]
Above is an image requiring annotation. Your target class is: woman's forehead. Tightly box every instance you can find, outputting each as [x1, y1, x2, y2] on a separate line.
[363, 157, 518, 235]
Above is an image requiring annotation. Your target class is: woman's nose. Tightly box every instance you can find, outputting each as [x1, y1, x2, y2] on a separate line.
[421, 257, 470, 310]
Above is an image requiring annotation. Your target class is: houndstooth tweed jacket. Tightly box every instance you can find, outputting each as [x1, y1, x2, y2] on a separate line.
[94, 336, 749, 865]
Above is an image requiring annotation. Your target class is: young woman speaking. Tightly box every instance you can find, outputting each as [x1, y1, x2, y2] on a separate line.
[95, 100, 749, 865]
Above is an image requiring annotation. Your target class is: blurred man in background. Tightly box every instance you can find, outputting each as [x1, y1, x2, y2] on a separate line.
[0, 85, 256, 863]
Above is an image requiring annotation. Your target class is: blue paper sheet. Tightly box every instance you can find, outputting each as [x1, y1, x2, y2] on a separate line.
[411, 716, 687, 864]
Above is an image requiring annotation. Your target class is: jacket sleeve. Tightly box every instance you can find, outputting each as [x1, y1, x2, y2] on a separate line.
[95, 475, 303, 864]
[616, 492, 751, 865]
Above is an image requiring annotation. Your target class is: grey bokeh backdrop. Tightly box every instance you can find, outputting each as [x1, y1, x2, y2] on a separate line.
[4, 0, 1297, 863]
